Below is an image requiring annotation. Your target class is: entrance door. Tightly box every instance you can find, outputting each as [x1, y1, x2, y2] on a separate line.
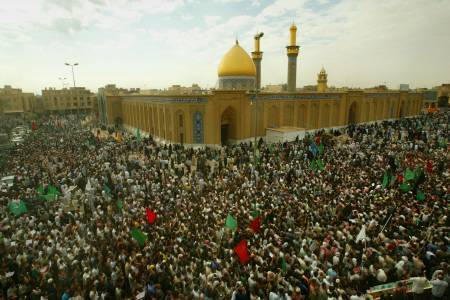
[220, 106, 236, 145]
[221, 124, 229, 145]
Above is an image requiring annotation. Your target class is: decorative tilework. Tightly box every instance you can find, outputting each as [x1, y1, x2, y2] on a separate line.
[124, 97, 208, 103]
[253, 94, 342, 100]
[193, 111, 204, 144]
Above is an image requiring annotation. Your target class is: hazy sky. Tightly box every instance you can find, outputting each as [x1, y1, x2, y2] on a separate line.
[1, 0, 449, 94]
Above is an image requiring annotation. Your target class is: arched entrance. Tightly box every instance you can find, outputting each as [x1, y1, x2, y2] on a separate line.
[348, 102, 358, 124]
[220, 107, 237, 145]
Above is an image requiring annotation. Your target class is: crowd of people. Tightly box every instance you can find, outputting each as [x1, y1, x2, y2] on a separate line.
[0, 112, 448, 299]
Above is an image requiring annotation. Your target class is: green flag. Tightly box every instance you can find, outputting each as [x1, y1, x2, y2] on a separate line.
[255, 149, 261, 166]
[250, 203, 260, 218]
[251, 210, 260, 218]
[281, 256, 287, 274]
[225, 214, 237, 231]
[116, 200, 123, 210]
[310, 160, 317, 171]
[38, 185, 59, 201]
[269, 144, 275, 153]
[311, 159, 324, 172]
[318, 143, 324, 155]
[8, 200, 28, 217]
[316, 159, 325, 171]
[47, 185, 60, 196]
[42, 194, 57, 201]
[37, 185, 45, 195]
[131, 228, 147, 247]
[404, 168, 415, 181]
[399, 182, 411, 193]
[415, 167, 424, 180]
[136, 128, 141, 142]
[416, 191, 425, 201]
[103, 184, 111, 195]
[382, 172, 390, 188]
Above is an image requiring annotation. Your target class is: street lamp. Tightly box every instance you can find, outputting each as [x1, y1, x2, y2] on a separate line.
[65, 62, 80, 117]
[65, 62, 78, 87]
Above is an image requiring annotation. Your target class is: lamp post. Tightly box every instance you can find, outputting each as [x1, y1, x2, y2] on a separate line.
[65, 62, 79, 117]
[65, 62, 78, 87]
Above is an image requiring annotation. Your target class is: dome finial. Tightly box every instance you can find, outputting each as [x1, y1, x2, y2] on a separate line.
[235, 39, 239, 45]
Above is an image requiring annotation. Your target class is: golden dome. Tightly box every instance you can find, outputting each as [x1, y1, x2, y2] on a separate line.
[290, 23, 297, 31]
[218, 41, 256, 77]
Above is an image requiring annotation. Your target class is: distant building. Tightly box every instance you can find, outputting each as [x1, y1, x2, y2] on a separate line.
[421, 89, 438, 109]
[262, 84, 286, 93]
[167, 84, 203, 95]
[327, 86, 350, 92]
[0, 85, 36, 115]
[437, 83, 450, 107]
[139, 89, 162, 95]
[97, 85, 140, 125]
[42, 87, 96, 113]
[365, 85, 389, 92]
[399, 84, 410, 91]
[98, 84, 138, 96]
[302, 85, 317, 92]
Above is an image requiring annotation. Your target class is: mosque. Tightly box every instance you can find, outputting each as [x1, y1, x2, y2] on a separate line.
[101, 24, 423, 145]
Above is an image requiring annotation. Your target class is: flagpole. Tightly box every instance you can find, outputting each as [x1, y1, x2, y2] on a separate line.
[361, 238, 367, 271]
[380, 212, 394, 233]
[380, 196, 400, 235]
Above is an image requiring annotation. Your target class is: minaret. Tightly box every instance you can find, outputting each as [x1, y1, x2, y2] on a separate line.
[317, 67, 328, 92]
[286, 23, 300, 93]
[252, 32, 264, 90]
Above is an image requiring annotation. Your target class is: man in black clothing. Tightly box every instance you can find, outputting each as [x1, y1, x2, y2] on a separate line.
[232, 283, 250, 300]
